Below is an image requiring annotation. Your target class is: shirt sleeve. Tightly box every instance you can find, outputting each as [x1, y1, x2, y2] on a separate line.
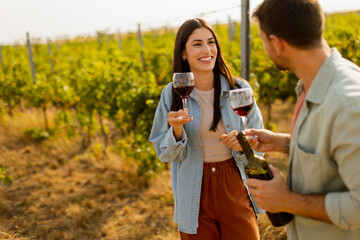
[149, 85, 188, 163]
[325, 102, 360, 230]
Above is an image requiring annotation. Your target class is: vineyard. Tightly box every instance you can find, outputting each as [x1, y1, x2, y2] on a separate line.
[0, 11, 359, 239]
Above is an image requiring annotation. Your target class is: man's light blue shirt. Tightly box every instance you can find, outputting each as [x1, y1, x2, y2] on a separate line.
[287, 48, 360, 239]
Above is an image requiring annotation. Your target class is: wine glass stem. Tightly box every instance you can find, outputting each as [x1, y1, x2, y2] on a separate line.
[182, 98, 187, 110]
[241, 116, 248, 129]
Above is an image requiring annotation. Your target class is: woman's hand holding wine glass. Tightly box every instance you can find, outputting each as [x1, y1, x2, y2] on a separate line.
[172, 72, 195, 119]
[169, 72, 195, 140]
[168, 109, 193, 141]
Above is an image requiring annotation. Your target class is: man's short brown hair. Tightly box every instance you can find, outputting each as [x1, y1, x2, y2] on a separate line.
[252, 0, 325, 49]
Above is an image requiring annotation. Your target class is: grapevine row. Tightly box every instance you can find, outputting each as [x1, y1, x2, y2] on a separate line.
[0, 12, 359, 179]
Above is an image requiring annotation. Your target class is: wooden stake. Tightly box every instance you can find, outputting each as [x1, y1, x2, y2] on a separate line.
[26, 32, 36, 83]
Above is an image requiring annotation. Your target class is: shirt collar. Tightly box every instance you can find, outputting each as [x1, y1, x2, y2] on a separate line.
[295, 79, 305, 97]
[305, 48, 342, 104]
[220, 74, 231, 92]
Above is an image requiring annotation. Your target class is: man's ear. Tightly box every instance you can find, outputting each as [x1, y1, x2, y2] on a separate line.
[269, 35, 284, 55]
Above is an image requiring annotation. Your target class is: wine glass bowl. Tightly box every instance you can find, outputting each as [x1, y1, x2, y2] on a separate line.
[173, 72, 195, 119]
[229, 88, 254, 118]
[229, 88, 257, 139]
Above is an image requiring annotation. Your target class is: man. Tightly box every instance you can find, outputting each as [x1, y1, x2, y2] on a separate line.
[244, 0, 360, 239]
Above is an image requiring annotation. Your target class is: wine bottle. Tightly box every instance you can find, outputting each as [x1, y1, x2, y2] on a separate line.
[236, 131, 293, 227]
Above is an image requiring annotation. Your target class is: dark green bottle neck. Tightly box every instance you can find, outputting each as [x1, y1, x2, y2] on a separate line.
[236, 132, 255, 161]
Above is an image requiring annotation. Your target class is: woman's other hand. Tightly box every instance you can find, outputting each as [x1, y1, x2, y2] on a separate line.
[221, 130, 243, 152]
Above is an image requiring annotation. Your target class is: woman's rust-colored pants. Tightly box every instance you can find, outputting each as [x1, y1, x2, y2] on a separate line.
[180, 158, 260, 240]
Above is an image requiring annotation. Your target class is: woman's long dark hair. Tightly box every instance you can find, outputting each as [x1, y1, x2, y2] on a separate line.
[171, 18, 236, 131]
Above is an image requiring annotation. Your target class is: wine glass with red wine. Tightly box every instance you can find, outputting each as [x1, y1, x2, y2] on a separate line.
[172, 72, 195, 119]
[229, 88, 257, 139]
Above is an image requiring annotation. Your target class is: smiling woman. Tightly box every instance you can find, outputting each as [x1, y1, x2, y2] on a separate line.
[149, 18, 265, 240]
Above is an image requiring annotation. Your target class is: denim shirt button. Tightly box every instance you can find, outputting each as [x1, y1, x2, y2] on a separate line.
[220, 105, 224, 109]
[226, 124, 230, 128]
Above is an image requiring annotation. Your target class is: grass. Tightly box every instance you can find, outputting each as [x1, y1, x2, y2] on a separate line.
[0, 100, 294, 240]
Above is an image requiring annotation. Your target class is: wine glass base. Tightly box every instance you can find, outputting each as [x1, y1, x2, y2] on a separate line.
[176, 116, 192, 120]
[246, 135, 258, 140]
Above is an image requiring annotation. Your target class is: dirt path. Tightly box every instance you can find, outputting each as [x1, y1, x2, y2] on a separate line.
[0, 100, 293, 239]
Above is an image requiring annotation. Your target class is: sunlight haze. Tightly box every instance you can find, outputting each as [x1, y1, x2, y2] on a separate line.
[0, 0, 359, 44]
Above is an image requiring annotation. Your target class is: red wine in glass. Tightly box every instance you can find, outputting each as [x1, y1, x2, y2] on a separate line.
[233, 103, 254, 117]
[174, 85, 195, 99]
[173, 72, 195, 119]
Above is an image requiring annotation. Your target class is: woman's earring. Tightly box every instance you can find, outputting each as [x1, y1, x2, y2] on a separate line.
[183, 58, 186, 61]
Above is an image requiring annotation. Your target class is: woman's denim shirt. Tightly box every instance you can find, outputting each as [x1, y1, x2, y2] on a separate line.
[149, 76, 264, 234]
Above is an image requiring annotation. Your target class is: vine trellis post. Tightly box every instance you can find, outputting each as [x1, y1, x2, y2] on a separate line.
[26, 32, 36, 84]
[240, 0, 250, 81]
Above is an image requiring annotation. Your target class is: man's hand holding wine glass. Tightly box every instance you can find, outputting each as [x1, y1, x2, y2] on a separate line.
[244, 129, 278, 153]
[245, 129, 291, 154]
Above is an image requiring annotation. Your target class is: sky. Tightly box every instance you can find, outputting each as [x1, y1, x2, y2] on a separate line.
[1, 0, 360, 45]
